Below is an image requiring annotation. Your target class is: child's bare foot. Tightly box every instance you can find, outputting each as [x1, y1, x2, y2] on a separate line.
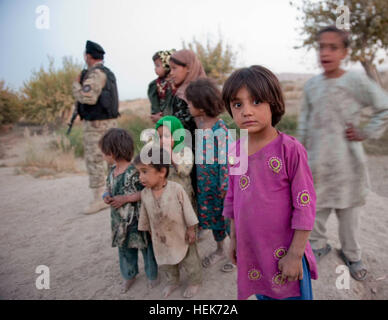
[183, 284, 201, 298]
[147, 277, 160, 289]
[121, 278, 136, 293]
[162, 284, 180, 298]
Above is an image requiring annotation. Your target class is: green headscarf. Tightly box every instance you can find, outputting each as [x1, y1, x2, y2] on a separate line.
[155, 116, 185, 153]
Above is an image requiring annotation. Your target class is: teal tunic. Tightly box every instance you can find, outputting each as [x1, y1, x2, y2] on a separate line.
[106, 164, 147, 249]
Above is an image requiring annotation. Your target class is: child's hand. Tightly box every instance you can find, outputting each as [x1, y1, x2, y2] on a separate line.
[103, 195, 112, 204]
[185, 226, 196, 244]
[278, 252, 303, 282]
[110, 195, 128, 209]
[345, 123, 366, 141]
[229, 237, 237, 265]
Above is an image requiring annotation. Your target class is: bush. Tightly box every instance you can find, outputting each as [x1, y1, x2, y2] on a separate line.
[183, 34, 237, 85]
[22, 56, 82, 126]
[0, 81, 23, 125]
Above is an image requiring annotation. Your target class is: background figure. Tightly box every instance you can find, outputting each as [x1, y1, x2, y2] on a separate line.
[168, 49, 207, 197]
[298, 26, 388, 281]
[147, 49, 176, 123]
[155, 116, 195, 209]
[185, 78, 234, 272]
[72, 40, 119, 214]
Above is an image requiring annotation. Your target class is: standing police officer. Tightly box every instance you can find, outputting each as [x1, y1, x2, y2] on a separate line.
[72, 40, 119, 214]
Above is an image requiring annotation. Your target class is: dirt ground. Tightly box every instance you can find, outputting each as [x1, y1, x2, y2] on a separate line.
[0, 102, 387, 300]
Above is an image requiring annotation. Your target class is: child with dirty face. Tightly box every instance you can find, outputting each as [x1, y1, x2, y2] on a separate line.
[134, 147, 203, 298]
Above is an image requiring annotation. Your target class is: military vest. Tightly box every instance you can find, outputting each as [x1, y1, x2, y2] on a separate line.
[77, 64, 120, 121]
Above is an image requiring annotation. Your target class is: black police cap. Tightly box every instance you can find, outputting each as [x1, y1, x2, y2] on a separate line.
[85, 40, 105, 58]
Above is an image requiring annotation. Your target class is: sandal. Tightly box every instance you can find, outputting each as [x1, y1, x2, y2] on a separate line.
[339, 250, 367, 281]
[312, 243, 332, 262]
[221, 262, 236, 273]
[202, 252, 225, 268]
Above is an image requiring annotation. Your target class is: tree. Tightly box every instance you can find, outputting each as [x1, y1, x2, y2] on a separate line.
[22, 56, 82, 126]
[0, 81, 23, 125]
[291, 0, 388, 85]
[183, 34, 237, 85]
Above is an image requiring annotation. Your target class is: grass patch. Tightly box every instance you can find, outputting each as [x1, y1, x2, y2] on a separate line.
[56, 125, 84, 158]
[17, 133, 78, 176]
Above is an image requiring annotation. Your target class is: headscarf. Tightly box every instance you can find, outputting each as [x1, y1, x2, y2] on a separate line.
[155, 116, 185, 153]
[170, 49, 206, 102]
[154, 49, 176, 72]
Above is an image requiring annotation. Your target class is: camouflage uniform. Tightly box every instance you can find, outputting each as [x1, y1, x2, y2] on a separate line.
[72, 62, 117, 189]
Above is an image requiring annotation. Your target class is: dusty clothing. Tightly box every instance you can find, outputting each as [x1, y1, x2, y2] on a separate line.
[310, 207, 362, 261]
[72, 63, 107, 106]
[138, 181, 199, 266]
[106, 164, 147, 248]
[161, 243, 203, 285]
[298, 71, 388, 209]
[168, 146, 195, 206]
[83, 119, 117, 189]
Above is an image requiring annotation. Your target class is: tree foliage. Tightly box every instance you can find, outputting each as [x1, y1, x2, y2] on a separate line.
[0, 81, 23, 125]
[22, 56, 82, 125]
[183, 34, 237, 85]
[291, 0, 388, 84]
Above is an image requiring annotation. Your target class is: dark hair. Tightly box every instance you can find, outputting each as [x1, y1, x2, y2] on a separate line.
[170, 57, 186, 67]
[133, 147, 170, 178]
[317, 25, 350, 48]
[185, 78, 225, 117]
[98, 128, 134, 161]
[222, 65, 285, 126]
[152, 52, 160, 62]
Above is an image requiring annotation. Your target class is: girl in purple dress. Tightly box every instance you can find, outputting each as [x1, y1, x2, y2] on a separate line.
[221, 65, 318, 300]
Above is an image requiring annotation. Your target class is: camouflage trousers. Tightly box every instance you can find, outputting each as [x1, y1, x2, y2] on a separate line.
[83, 119, 117, 189]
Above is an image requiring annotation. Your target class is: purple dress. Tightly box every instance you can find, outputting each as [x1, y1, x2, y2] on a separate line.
[223, 132, 318, 300]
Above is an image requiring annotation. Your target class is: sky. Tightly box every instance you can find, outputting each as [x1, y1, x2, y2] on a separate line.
[0, 0, 384, 100]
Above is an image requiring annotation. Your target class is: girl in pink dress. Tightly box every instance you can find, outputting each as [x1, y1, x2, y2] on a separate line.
[222, 65, 318, 300]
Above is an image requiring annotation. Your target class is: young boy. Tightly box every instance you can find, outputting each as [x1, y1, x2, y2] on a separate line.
[147, 50, 176, 123]
[134, 147, 203, 298]
[298, 26, 388, 281]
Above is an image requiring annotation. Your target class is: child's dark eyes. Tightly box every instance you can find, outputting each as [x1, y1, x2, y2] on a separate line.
[231, 100, 261, 108]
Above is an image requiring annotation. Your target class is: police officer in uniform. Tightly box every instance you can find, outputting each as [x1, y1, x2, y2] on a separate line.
[72, 40, 119, 214]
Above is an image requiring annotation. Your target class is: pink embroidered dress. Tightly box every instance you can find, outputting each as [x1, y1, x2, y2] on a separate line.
[223, 132, 318, 300]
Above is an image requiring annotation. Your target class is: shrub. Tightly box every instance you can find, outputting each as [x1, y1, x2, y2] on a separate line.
[21, 56, 82, 126]
[0, 81, 23, 125]
[183, 33, 237, 85]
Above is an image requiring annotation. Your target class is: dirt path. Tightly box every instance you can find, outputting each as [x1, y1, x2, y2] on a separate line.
[0, 124, 387, 300]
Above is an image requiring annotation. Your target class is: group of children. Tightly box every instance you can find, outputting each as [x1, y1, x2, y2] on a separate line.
[98, 25, 388, 300]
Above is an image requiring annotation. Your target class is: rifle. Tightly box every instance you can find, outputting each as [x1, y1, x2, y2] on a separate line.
[67, 67, 88, 135]
[66, 104, 78, 135]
